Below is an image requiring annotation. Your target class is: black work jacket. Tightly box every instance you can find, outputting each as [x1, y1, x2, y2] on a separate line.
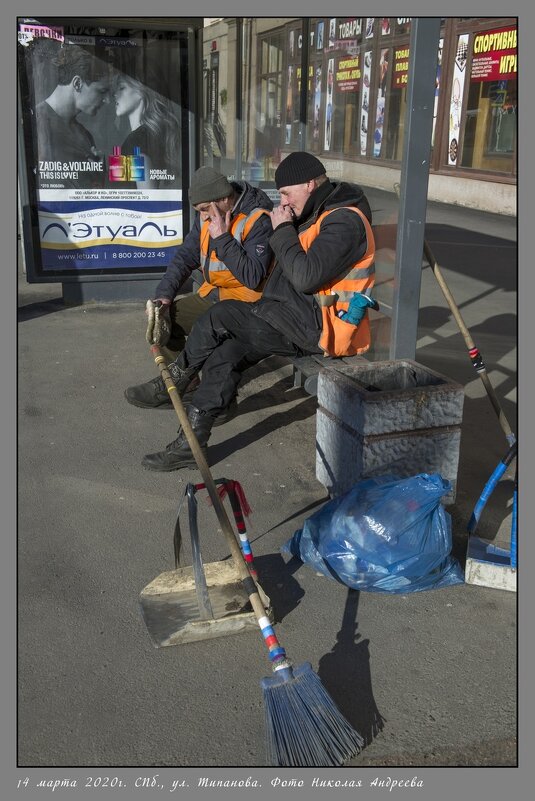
[154, 181, 274, 301]
[252, 180, 372, 353]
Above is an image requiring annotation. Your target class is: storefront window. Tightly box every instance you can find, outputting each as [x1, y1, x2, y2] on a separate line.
[488, 81, 517, 152]
[383, 42, 409, 160]
[199, 16, 516, 192]
[252, 27, 285, 181]
[460, 24, 517, 172]
[201, 19, 232, 174]
[308, 17, 364, 157]
[300, 17, 436, 164]
[282, 24, 303, 150]
[207, 17, 302, 188]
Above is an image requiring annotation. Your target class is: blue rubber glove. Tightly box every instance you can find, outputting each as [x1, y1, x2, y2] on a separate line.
[337, 292, 379, 325]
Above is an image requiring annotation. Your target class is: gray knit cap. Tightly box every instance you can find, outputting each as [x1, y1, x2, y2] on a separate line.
[189, 167, 233, 205]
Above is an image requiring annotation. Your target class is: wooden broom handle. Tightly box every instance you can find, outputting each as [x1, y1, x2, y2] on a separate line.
[422, 239, 515, 446]
[151, 346, 268, 622]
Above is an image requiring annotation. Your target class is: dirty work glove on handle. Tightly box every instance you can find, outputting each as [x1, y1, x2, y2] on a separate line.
[145, 299, 172, 346]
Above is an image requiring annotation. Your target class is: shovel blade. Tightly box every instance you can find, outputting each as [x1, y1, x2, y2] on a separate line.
[140, 560, 270, 647]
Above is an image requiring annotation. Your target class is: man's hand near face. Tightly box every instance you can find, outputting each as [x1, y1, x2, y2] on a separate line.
[270, 204, 294, 230]
[207, 203, 231, 238]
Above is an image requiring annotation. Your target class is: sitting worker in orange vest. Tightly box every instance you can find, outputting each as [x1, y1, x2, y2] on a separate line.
[138, 151, 376, 472]
[125, 166, 274, 410]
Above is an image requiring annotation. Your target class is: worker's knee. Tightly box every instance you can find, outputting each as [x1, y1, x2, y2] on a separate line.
[205, 299, 251, 329]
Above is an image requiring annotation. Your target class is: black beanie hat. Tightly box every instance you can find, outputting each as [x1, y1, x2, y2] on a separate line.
[189, 167, 233, 205]
[274, 152, 326, 189]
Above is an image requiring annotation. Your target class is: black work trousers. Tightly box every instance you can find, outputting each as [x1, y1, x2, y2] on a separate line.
[165, 292, 214, 353]
[183, 300, 310, 415]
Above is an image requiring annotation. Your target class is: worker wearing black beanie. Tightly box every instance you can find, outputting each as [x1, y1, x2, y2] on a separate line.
[274, 151, 326, 188]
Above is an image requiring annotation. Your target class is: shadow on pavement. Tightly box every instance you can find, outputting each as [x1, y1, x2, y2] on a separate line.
[252, 553, 305, 624]
[209, 395, 318, 465]
[424, 223, 516, 293]
[17, 297, 65, 322]
[262, 495, 329, 536]
[235, 377, 303, 416]
[318, 588, 386, 748]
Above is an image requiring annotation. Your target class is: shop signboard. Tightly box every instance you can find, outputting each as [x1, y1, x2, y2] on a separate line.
[471, 26, 517, 82]
[393, 45, 409, 88]
[337, 18, 361, 40]
[329, 17, 361, 56]
[17, 20, 185, 278]
[335, 54, 361, 92]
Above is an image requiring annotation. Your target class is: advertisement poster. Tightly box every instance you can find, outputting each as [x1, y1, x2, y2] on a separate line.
[373, 49, 389, 157]
[448, 33, 469, 165]
[316, 21, 324, 51]
[360, 50, 372, 155]
[470, 26, 517, 82]
[328, 18, 336, 50]
[285, 65, 294, 145]
[432, 39, 444, 148]
[324, 59, 334, 150]
[18, 22, 183, 274]
[313, 65, 322, 142]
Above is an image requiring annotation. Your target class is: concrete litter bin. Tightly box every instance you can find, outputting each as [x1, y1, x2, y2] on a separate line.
[316, 359, 464, 504]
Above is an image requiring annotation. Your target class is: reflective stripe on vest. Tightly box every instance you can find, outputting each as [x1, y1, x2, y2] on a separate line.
[300, 206, 376, 356]
[198, 207, 269, 302]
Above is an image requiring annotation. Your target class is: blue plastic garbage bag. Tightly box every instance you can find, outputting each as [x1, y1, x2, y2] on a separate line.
[282, 473, 464, 593]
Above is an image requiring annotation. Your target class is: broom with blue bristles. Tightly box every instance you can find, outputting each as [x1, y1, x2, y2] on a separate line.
[151, 343, 364, 767]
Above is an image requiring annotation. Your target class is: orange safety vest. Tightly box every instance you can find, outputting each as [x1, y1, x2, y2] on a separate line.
[299, 206, 376, 357]
[198, 208, 270, 302]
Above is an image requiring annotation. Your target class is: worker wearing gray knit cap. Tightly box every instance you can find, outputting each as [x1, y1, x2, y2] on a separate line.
[139, 151, 376, 473]
[125, 165, 274, 413]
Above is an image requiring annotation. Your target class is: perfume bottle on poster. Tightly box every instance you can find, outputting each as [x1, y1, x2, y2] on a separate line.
[128, 146, 145, 181]
[108, 146, 127, 182]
